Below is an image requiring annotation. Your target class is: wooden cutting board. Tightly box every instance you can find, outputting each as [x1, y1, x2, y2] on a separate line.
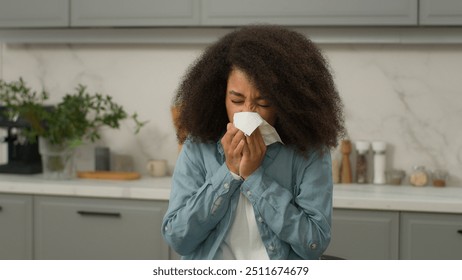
[77, 171, 141, 180]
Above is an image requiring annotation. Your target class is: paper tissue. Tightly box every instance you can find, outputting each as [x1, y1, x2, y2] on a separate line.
[233, 112, 283, 146]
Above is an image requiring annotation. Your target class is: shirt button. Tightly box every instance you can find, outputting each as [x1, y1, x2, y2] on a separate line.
[224, 183, 229, 189]
[310, 243, 317, 250]
[258, 217, 264, 223]
[268, 245, 275, 251]
[246, 190, 251, 196]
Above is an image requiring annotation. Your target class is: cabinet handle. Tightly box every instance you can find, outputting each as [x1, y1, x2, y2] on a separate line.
[0, 205, 3, 212]
[77, 211, 121, 218]
[458, 230, 462, 235]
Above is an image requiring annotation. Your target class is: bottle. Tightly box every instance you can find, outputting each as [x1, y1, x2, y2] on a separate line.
[372, 141, 386, 184]
[355, 141, 370, 184]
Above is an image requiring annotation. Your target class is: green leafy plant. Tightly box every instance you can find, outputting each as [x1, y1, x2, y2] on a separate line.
[0, 77, 146, 147]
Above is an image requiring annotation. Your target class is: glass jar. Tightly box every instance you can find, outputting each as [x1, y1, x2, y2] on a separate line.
[432, 169, 449, 187]
[386, 169, 405, 185]
[409, 166, 429, 187]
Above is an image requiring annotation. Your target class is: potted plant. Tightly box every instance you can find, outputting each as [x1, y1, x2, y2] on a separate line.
[0, 77, 145, 179]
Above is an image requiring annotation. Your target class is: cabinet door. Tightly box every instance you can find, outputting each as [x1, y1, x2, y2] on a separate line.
[324, 209, 399, 259]
[201, 0, 417, 26]
[0, 0, 68, 28]
[34, 196, 169, 260]
[420, 0, 462, 26]
[0, 194, 33, 259]
[71, 0, 200, 27]
[400, 212, 462, 259]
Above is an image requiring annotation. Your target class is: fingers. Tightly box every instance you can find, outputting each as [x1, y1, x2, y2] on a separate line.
[246, 128, 266, 155]
[221, 123, 246, 175]
[240, 128, 267, 179]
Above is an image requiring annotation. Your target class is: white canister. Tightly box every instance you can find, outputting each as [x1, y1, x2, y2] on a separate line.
[146, 159, 168, 177]
[372, 141, 387, 184]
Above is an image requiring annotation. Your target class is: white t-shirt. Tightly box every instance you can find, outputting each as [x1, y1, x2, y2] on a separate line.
[219, 191, 269, 260]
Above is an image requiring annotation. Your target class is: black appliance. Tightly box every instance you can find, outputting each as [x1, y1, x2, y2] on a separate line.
[0, 107, 42, 174]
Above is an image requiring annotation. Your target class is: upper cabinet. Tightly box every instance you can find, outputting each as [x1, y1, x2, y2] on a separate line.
[0, 0, 68, 28]
[420, 0, 462, 25]
[71, 0, 200, 27]
[1, 0, 462, 29]
[201, 0, 418, 26]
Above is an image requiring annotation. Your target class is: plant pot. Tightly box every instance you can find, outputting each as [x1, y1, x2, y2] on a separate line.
[38, 137, 76, 180]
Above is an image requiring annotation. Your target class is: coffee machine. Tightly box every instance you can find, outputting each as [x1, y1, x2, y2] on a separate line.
[0, 107, 42, 174]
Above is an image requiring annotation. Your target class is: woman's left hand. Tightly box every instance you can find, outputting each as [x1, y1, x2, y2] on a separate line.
[239, 128, 266, 179]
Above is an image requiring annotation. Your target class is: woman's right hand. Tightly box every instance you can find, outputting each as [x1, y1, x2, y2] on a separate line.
[221, 123, 246, 175]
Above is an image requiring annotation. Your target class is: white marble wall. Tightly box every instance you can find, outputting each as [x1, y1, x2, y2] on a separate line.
[1, 42, 461, 185]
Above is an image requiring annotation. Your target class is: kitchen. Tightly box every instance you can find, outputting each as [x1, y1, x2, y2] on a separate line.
[1, 0, 462, 261]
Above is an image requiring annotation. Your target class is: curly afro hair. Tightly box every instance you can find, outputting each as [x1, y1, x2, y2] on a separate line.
[174, 25, 345, 154]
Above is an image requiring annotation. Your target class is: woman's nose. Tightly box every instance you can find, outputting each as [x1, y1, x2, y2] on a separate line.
[243, 102, 256, 112]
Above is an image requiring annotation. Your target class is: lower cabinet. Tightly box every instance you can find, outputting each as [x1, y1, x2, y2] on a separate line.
[0, 194, 33, 260]
[324, 209, 400, 260]
[3, 192, 462, 260]
[400, 212, 462, 260]
[326, 209, 462, 260]
[34, 196, 169, 260]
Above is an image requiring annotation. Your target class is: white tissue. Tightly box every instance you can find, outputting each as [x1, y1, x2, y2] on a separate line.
[233, 112, 283, 146]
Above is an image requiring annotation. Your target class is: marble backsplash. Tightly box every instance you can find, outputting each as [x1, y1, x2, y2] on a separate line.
[0, 42, 461, 186]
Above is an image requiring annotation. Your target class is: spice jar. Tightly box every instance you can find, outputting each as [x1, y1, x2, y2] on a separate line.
[409, 166, 429, 187]
[355, 141, 370, 184]
[432, 169, 449, 187]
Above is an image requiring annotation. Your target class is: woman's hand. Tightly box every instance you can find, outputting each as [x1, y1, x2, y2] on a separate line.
[221, 123, 246, 175]
[239, 127, 266, 179]
[221, 123, 266, 179]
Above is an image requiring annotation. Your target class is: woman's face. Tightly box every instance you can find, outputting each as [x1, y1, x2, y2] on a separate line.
[225, 68, 277, 126]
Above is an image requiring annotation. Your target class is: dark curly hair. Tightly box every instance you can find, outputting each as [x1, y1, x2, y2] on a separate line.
[174, 25, 344, 154]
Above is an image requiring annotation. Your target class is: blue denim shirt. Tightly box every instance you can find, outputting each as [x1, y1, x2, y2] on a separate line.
[162, 139, 332, 260]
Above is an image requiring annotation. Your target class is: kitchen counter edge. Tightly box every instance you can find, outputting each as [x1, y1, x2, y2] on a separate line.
[1, 175, 461, 214]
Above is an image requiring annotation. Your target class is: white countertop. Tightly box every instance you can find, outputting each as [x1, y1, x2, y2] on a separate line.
[1, 174, 462, 214]
[0, 174, 171, 201]
[333, 184, 462, 214]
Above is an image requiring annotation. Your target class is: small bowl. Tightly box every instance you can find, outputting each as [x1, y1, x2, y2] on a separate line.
[386, 169, 405, 185]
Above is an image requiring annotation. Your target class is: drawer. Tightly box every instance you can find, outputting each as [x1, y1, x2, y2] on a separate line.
[0, 193, 33, 259]
[400, 212, 462, 259]
[34, 196, 168, 259]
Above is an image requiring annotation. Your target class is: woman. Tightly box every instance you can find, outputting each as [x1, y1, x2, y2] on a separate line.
[162, 25, 344, 260]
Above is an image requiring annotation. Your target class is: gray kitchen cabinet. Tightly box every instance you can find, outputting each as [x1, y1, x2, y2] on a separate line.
[70, 0, 200, 27]
[0, 194, 33, 259]
[324, 209, 400, 259]
[400, 212, 462, 259]
[0, 0, 68, 28]
[201, 0, 418, 26]
[34, 196, 169, 260]
[420, 0, 462, 25]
